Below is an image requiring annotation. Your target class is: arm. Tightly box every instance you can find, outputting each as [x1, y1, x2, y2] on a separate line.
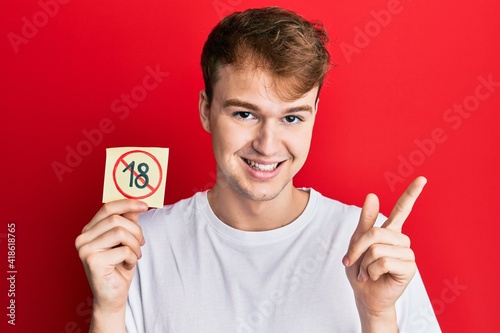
[75, 200, 148, 333]
[343, 177, 427, 333]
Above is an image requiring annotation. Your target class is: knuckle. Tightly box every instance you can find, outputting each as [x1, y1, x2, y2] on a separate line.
[379, 257, 392, 270]
[394, 202, 406, 214]
[125, 246, 138, 259]
[123, 246, 140, 262]
[119, 245, 133, 257]
[368, 244, 383, 258]
[78, 243, 92, 261]
[402, 234, 411, 247]
[367, 265, 380, 281]
[410, 249, 415, 261]
[362, 213, 376, 224]
[368, 227, 381, 239]
[407, 248, 415, 261]
[404, 186, 415, 198]
[410, 263, 417, 275]
[100, 203, 111, 216]
[112, 226, 128, 239]
[107, 214, 122, 226]
[130, 223, 142, 236]
[74, 234, 84, 250]
[124, 256, 138, 270]
[136, 230, 144, 243]
[84, 252, 99, 268]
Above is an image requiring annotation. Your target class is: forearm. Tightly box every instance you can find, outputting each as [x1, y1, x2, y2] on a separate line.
[89, 306, 126, 333]
[356, 302, 398, 333]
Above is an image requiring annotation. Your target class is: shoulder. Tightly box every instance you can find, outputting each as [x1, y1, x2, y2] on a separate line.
[307, 188, 386, 228]
[137, 191, 209, 234]
[308, 188, 361, 222]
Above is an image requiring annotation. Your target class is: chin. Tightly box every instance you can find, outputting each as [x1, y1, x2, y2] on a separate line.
[240, 190, 280, 202]
[233, 180, 291, 202]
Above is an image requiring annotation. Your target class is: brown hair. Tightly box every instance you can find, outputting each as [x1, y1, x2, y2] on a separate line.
[201, 7, 331, 105]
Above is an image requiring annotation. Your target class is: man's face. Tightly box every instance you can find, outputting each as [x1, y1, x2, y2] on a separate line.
[199, 65, 319, 201]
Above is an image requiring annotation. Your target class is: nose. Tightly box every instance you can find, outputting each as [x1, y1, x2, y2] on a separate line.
[252, 120, 281, 157]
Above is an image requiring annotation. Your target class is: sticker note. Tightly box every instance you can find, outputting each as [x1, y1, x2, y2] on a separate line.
[102, 147, 169, 208]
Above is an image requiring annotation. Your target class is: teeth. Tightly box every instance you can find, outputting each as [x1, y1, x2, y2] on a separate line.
[245, 159, 279, 171]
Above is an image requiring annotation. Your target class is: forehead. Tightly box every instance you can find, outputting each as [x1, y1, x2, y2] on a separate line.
[212, 65, 319, 108]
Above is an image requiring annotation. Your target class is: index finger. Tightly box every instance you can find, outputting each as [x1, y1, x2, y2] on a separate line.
[382, 176, 427, 231]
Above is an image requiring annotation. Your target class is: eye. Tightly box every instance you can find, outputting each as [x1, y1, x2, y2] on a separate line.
[234, 111, 255, 120]
[283, 115, 302, 124]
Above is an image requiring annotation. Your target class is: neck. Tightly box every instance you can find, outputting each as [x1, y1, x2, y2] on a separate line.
[207, 181, 309, 231]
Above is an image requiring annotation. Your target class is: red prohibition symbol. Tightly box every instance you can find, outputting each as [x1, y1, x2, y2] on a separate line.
[112, 150, 163, 199]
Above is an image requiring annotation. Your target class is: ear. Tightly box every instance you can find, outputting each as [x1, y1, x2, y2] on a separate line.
[199, 90, 211, 133]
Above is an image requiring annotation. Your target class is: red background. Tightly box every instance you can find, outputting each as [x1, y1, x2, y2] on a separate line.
[2, 0, 499, 332]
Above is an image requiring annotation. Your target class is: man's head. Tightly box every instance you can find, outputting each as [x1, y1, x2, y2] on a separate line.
[199, 7, 331, 202]
[201, 7, 331, 106]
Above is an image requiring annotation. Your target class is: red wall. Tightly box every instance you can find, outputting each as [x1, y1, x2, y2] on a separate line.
[2, 0, 499, 332]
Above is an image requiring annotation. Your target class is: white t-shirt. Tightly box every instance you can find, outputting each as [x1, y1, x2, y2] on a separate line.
[126, 189, 441, 332]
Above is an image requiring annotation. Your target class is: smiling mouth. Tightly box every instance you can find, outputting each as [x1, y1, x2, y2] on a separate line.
[243, 158, 283, 172]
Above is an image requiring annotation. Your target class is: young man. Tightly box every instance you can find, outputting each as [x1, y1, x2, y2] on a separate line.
[76, 7, 441, 332]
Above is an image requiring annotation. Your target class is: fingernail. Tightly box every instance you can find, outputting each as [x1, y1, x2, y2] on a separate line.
[342, 256, 350, 266]
[357, 272, 363, 282]
[141, 238, 146, 245]
[140, 202, 148, 210]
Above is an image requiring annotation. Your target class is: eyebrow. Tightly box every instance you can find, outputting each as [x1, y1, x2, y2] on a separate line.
[222, 98, 313, 114]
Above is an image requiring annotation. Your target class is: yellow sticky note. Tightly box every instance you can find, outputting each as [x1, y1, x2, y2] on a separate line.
[102, 147, 169, 208]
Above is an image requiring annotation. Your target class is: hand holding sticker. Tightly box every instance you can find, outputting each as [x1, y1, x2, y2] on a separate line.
[102, 147, 169, 208]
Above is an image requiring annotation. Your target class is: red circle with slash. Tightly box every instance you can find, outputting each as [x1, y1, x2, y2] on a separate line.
[112, 150, 162, 199]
